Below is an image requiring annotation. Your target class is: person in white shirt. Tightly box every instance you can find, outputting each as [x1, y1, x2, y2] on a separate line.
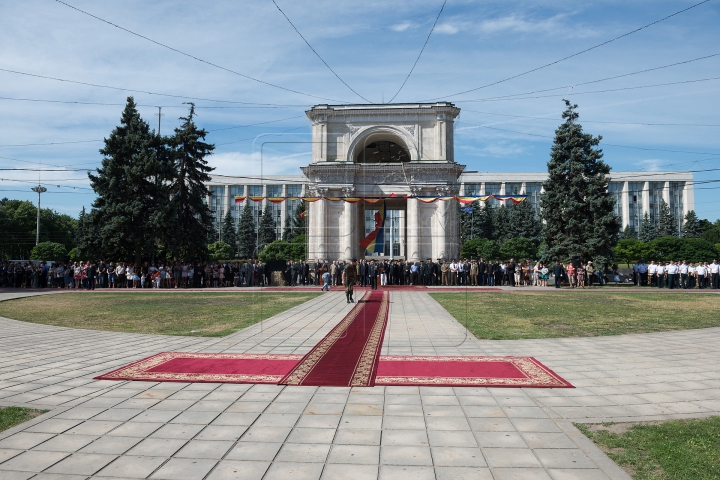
[656, 262, 666, 288]
[710, 260, 720, 289]
[647, 261, 657, 287]
[679, 260, 689, 289]
[688, 263, 696, 289]
[696, 263, 707, 289]
[449, 260, 459, 286]
[666, 261, 679, 289]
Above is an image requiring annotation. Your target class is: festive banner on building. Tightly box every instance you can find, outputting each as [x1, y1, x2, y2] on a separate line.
[231, 195, 527, 205]
[359, 201, 386, 254]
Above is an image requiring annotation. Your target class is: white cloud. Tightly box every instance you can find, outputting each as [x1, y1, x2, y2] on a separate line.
[391, 22, 414, 32]
[478, 14, 565, 35]
[208, 151, 310, 177]
[434, 23, 459, 35]
[637, 159, 664, 172]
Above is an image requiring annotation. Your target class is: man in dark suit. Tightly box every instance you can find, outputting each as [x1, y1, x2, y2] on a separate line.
[368, 260, 378, 290]
[507, 259, 516, 287]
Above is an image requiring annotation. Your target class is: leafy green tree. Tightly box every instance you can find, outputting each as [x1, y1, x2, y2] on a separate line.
[30, 242, 67, 261]
[682, 210, 701, 238]
[614, 239, 654, 265]
[650, 236, 684, 261]
[638, 212, 656, 242]
[622, 225, 636, 239]
[656, 199, 677, 237]
[679, 238, 719, 263]
[237, 201, 256, 258]
[88, 97, 168, 264]
[258, 207, 276, 251]
[166, 103, 214, 260]
[0, 198, 77, 260]
[207, 241, 233, 261]
[220, 211, 238, 252]
[506, 200, 541, 244]
[283, 200, 307, 241]
[540, 100, 619, 264]
[499, 237, 538, 261]
[700, 219, 720, 244]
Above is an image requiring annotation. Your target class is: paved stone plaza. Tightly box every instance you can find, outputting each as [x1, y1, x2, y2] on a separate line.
[1, 290, 719, 479]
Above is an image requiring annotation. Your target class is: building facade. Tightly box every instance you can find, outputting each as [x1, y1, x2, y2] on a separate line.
[207, 103, 694, 260]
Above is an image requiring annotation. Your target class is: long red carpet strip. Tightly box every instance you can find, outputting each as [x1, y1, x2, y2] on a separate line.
[279, 290, 390, 387]
[95, 353, 572, 388]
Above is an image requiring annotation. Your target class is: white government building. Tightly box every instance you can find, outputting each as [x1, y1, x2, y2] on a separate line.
[207, 103, 694, 261]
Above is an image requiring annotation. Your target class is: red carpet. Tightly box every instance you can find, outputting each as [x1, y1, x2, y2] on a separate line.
[280, 290, 390, 387]
[94, 352, 303, 384]
[375, 355, 573, 388]
[95, 353, 572, 388]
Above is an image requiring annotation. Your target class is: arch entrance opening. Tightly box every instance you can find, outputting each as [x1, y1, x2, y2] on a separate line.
[356, 139, 410, 164]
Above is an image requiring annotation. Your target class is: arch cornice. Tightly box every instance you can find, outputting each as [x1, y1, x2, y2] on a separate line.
[345, 125, 419, 163]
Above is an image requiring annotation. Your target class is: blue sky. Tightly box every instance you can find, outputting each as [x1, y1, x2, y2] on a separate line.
[1, 0, 718, 220]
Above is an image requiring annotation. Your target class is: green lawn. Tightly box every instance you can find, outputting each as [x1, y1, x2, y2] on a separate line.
[576, 417, 720, 480]
[0, 406, 48, 433]
[0, 292, 320, 337]
[430, 292, 720, 339]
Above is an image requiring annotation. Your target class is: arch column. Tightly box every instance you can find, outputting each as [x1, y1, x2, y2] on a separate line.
[407, 187, 421, 262]
[341, 187, 357, 260]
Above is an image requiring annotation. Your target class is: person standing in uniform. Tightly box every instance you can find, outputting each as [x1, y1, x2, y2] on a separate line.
[343, 259, 358, 303]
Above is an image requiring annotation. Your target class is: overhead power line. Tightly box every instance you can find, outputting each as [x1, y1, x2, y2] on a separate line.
[0, 139, 101, 147]
[462, 109, 720, 127]
[456, 120, 720, 156]
[0, 68, 312, 107]
[270, 0, 370, 103]
[0, 96, 307, 109]
[457, 76, 720, 103]
[387, 0, 447, 103]
[427, 0, 711, 100]
[458, 52, 720, 102]
[54, 0, 348, 103]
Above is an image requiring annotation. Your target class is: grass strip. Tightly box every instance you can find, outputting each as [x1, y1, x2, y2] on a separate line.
[0, 292, 320, 337]
[576, 417, 720, 480]
[430, 292, 720, 339]
[0, 406, 48, 433]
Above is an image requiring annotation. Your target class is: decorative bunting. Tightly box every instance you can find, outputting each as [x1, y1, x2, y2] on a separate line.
[267, 197, 285, 204]
[234, 196, 246, 203]
[230, 195, 527, 205]
[301, 197, 322, 202]
[248, 196, 264, 202]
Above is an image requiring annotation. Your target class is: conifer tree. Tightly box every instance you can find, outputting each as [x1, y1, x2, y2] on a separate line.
[682, 210, 701, 238]
[540, 100, 619, 267]
[492, 205, 510, 242]
[283, 200, 307, 241]
[656, 199, 677, 237]
[220, 211, 238, 253]
[638, 212, 656, 242]
[89, 97, 167, 264]
[622, 225, 636, 240]
[258, 207, 276, 251]
[476, 201, 494, 240]
[237, 201, 256, 258]
[167, 103, 214, 259]
[507, 200, 541, 244]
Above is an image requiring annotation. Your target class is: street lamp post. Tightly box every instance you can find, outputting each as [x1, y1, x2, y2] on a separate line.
[31, 185, 47, 245]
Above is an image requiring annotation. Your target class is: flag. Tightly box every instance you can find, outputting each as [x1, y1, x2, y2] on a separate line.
[461, 206, 474, 214]
[300, 211, 306, 218]
[359, 201, 386, 254]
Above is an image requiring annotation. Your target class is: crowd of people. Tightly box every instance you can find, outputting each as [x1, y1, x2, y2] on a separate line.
[0, 260, 274, 289]
[631, 259, 720, 289]
[1, 257, 717, 290]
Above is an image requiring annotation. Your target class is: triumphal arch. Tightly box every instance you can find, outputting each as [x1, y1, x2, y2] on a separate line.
[303, 103, 463, 262]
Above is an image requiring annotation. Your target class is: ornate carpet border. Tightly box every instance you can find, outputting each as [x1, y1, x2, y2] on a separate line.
[377, 355, 573, 388]
[280, 291, 372, 386]
[93, 352, 304, 384]
[350, 291, 390, 387]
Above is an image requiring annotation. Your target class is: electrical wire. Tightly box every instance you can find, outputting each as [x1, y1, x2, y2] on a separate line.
[457, 76, 720, 103]
[0, 139, 101, 147]
[209, 115, 306, 132]
[0, 96, 308, 109]
[459, 53, 720, 102]
[54, 0, 349, 103]
[387, 0, 447, 103]
[0, 68, 313, 107]
[457, 121, 720, 156]
[462, 109, 720, 127]
[426, 0, 712, 100]
[270, 0, 370, 103]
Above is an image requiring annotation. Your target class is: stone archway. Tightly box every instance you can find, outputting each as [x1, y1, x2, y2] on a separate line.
[345, 126, 419, 163]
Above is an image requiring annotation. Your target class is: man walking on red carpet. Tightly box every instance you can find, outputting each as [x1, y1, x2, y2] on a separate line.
[343, 259, 358, 303]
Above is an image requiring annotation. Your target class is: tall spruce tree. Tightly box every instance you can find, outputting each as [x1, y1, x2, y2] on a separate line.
[656, 199, 677, 237]
[638, 212, 656, 242]
[507, 200, 541, 244]
[540, 100, 619, 267]
[237, 201, 256, 258]
[622, 225, 636, 240]
[167, 103, 214, 260]
[682, 210, 701, 238]
[283, 200, 307, 241]
[89, 97, 167, 264]
[220, 211, 238, 253]
[492, 205, 511, 242]
[258, 207, 276, 251]
[476, 201, 494, 240]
